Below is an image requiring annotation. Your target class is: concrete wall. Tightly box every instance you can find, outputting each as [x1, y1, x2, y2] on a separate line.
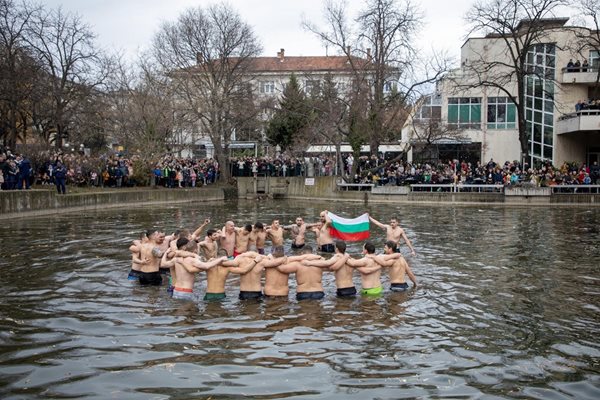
[0, 188, 224, 219]
[237, 176, 600, 205]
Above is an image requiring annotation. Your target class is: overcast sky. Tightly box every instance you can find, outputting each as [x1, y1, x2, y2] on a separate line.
[40, 0, 477, 62]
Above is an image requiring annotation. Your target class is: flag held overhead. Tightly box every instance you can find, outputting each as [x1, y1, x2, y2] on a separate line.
[327, 212, 370, 242]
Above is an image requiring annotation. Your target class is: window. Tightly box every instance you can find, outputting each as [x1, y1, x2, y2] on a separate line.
[590, 50, 600, 69]
[305, 80, 321, 95]
[415, 94, 442, 121]
[260, 81, 275, 94]
[487, 97, 516, 129]
[383, 81, 396, 93]
[448, 97, 481, 129]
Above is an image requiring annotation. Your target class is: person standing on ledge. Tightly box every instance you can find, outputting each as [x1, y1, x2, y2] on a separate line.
[368, 214, 416, 256]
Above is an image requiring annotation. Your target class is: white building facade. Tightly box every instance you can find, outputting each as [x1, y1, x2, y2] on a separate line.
[406, 19, 600, 167]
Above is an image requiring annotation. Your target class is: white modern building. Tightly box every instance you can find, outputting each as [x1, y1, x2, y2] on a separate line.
[405, 18, 600, 167]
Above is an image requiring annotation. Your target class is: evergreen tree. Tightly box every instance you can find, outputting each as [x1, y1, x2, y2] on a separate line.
[266, 74, 312, 151]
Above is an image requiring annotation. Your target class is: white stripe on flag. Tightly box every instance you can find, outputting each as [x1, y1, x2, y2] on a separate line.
[327, 212, 369, 225]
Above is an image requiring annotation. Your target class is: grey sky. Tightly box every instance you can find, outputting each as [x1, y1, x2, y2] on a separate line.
[40, 0, 474, 61]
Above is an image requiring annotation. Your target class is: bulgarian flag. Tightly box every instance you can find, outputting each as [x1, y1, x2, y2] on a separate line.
[327, 212, 370, 241]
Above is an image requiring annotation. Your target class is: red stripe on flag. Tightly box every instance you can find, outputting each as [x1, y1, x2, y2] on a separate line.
[329, 227, 370, 241]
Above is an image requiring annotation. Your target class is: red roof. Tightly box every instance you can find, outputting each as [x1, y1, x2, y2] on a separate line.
[244, 55, 370, 73]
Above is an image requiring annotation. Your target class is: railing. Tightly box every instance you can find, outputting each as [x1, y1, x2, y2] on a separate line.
[559, 109, 600, 121]
[550, 185, 600, 194]
[410, 184, 504, 193]
[561, 66, 599, 73]
[336, 182, 374, 191]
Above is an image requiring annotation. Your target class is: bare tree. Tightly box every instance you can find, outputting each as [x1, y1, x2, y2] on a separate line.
[26, 6, 107, 148]
[571, 0, 600, 98]
[456, 0, 568, 165]
[0, 0, 41, 148]
[304, 0, 450, 156]
[152, 3, 262, 181]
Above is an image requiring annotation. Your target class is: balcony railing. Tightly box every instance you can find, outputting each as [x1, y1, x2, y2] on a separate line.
[561, 67, 600, 85]
[556, 109, 600, 135]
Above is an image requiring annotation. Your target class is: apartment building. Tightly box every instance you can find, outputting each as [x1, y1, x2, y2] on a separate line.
[406, 18, 600, 167]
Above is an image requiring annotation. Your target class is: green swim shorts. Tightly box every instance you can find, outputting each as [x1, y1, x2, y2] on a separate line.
[361, 286, 383, 296]
[204, 292, 226, 301]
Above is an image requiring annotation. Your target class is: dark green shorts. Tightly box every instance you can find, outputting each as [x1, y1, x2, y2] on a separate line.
[204, 292, 226, 301]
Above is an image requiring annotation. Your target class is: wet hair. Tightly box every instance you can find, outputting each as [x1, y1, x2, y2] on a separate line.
[176, 237, 189, 249]
[301, 245, 313, 255]
[207, 228, 217, 237]
[335, 241, 346, 254]
[364, 242, 376, 254]
[385, 240, 397, 252]
[139, 232, 147, 241]
[272, 245, 285, 258]
[254, 222, 264, 230]
[217, 248, 228, 257]
[244, 224, 253, 233]
[146, 229, 157, 239]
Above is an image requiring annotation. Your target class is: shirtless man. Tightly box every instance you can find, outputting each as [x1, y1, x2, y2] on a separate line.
[302, 241, 354, 297]
[249, 222, 267, 254]
[276, 246, 328, 301]
[266, 219, 284, 247]
[311, 211, 334, 253]
[283, 217, 316, 250]
[138, 230, 166, 285]
[128, 232, 148, 280]
[223, 251, 287, 300]
[160, 238, 228, 300]
[346, 242, 400, 296]
[219, 221, 236, 257]
[204, 249, 262, 301]
[190, 218, 211, 241]
[381, 240, 417, 291]
[368, 214, 416, 256]
[233, 224, 253, 256]
[264, 246, 290, 297]
[198, 228, 220, 260]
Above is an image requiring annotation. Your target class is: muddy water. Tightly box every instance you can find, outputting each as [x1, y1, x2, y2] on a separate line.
[0, 200, 599, 399]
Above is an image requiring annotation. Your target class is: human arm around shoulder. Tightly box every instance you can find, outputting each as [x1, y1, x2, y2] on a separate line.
[346, 256, 368, 268]
[356, 264, 382, 274]
[228, 255, 264, 275]
[160, 251, 176, 268]
[190, 255, 228, 270]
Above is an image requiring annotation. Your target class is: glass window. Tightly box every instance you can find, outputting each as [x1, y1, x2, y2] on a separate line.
[448, 97, 481, 128]
[260, 81, 275, 94]
[590, 50, 600, 68]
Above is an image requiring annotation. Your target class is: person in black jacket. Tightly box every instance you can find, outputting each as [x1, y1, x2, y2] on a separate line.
[53, 160, 67, 194]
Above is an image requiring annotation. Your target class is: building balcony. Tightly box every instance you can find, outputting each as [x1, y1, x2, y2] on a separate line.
[560, 67, 599, 85]
[556, 110, 600, 135]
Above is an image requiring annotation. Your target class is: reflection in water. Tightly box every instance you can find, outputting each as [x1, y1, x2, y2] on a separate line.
[1, 200, 600, 399]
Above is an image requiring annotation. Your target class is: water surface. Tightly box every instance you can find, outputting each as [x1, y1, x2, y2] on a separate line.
[1, 200, 599, 399]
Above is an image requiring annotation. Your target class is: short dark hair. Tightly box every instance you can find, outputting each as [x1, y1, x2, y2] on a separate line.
[301, 245, 313, 255]
[244, 224, 253, 232]
[176, 237, 189, 249]
[335, 241, 346, 254]
[272, 245, 285, 258]
[254, 222, 264, 230]
[385, 240, 397, 252]
[207, 228, 217, 236]
[146, 229, 157, 239]
[364, 242, 376, 254]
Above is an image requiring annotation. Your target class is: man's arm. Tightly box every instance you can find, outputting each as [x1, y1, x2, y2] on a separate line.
[174, 250, 199, 258]
[368, 214, 387, 230]
[346, 257, 369, 268]
[370, 253, 401, 267]
[261, 256, 288, 268]
[191, 218, 210, 240]
[287, 254, 321, 262]
[160, 252, 176, 268]
[405, 262, 418, 287]
[190, 256, 228, 271]
[228, 255, 264, 275]
[400, 230, 417, 256]
[356, 264, 382, 274]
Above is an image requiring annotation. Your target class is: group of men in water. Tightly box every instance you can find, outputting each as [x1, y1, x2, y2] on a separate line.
[127, 211, 418, 301]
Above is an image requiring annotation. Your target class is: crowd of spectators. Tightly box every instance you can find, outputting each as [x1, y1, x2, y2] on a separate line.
[2, 145, 599, 192]
[353, 157, 600, 187]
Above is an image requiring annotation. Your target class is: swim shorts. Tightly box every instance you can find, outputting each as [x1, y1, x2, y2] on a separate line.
[239, 291, 263, 300]
[390, 282, 409, 291]
[204, 292, 226, 301]
[361, 286, 383, 296]
[128, 269, 142, 280]
[173, 287, 194, 301]
[296, 291, 325, 301]
[291, 242, 305, 249]
[138, 271, 162, 286]
[336, 286, 357, 297]
[257, 248, 265, 255]
[319, 243, 335, 253]
[159, 268, 171, 276]
[233, 251, 241, 258]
